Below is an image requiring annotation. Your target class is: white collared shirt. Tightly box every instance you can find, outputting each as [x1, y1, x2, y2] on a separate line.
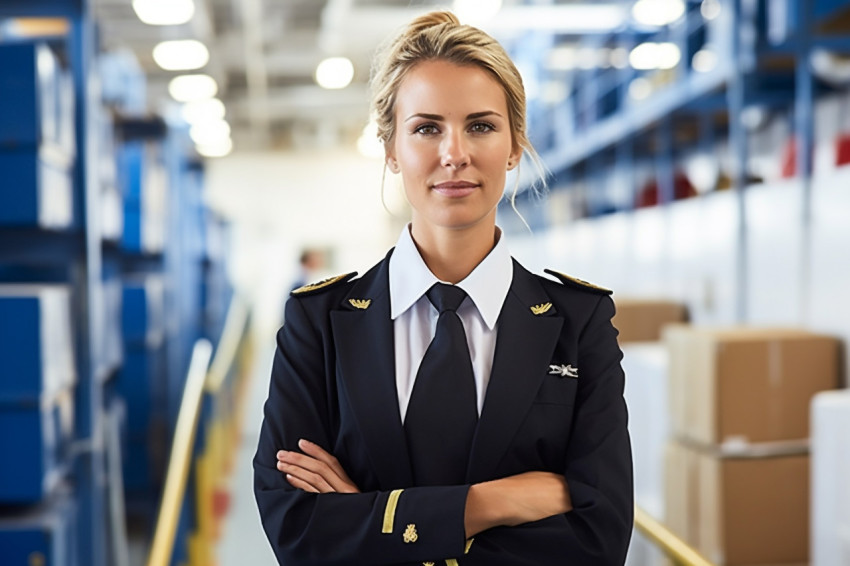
[389, 225, 513, 422]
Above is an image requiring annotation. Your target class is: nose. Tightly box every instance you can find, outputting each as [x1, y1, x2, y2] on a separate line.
[440, 129, 469, 170]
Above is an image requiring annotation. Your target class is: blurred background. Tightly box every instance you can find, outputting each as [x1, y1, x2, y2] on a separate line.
[1, 0, 849, 565]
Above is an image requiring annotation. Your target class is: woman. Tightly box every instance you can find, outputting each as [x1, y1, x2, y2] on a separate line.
[254, 11, 632, 566]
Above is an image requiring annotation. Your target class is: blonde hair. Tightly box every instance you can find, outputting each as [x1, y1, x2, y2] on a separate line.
[371, 10, 546, 202]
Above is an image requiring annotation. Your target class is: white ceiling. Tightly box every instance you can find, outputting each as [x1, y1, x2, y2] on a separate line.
[90, 0, 631, 152]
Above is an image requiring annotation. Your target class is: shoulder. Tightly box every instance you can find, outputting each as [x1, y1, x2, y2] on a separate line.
[290, 272, 358, 297]
[539, 268, 613, 296]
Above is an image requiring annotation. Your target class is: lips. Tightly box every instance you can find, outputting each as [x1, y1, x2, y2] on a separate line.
[432, 180, 479, 197]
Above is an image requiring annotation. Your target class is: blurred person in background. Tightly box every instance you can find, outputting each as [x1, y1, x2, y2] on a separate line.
[254, 10, 632, 565]
[289, 248, 327, 294]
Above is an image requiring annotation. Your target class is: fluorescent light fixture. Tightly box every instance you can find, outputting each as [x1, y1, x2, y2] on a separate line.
[546, 46, 578, 71]
[692, 48, 718, 73]
[488, 5, 627, 32]
[196, 138, 233, 158]
[454, 0, 502, 26]
[315, 57, 354, 90]
[541, 81, 569, 105]
[632, 0, 685, 26]
[701, 0, 722, 21]
[628, 77, 653, 100]
[181, 98, 226, 125]
[610, 47, 629, 69]
[153, 40, 209, 71]
[629, 42, 681, 70]
[133, 0, 195, 26]
[168, 74, 218, 102]
[189, 119, 231, 146]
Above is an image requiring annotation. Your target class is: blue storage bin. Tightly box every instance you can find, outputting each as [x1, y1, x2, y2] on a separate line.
[0, 491, 77, 566]
[0, 149, 74, 228]
[0, 42, 59, 148]
[0, 389, 74, 503]
[0, 285, 75, 403]
[121, 276, 165, 348]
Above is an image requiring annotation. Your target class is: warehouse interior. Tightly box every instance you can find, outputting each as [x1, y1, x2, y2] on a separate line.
[1, 0, 850, 565]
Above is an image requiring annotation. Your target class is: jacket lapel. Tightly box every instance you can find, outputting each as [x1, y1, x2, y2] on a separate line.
[467, 260, 564, 483]
[330, 252, 414, 488]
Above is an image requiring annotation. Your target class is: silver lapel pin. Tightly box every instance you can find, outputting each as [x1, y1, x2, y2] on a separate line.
[549, 364, 578, 378]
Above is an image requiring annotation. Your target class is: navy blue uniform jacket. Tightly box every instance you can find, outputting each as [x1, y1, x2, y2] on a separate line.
[254, 251, 633, 565]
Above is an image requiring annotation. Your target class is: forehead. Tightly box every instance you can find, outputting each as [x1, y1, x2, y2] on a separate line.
[394, 60, 508, 116]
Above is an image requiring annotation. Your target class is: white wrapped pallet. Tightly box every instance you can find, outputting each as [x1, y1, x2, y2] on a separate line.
[811, 389, 850, 566]
[622, 343, 670, 566]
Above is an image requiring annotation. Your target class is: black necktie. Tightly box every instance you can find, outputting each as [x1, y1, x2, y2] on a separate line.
[404, 283, 478, 486]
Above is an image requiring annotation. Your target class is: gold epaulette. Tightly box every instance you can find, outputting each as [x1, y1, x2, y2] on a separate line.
[291, 272, 357, 296]
[544, 269, 612, 295]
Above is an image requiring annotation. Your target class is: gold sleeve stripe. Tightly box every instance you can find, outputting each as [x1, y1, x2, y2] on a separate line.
[382, 489, 403, 534]
[445, 560, 459, 566]
[464, 538, 474, 554]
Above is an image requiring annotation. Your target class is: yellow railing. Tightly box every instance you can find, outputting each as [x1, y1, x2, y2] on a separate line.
[634, 505, 716, 566]
[146, 339, 213, 566]
[146, 297, 251, 566]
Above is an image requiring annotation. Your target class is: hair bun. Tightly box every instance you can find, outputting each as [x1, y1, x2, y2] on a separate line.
[405, 11, 460, 36]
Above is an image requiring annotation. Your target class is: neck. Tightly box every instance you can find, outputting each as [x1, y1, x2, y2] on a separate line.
[410, 220, 499, 284]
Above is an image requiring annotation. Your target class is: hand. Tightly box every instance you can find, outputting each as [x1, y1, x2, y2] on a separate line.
[277, 439, 360, 494]
[465, 471, 571, 537]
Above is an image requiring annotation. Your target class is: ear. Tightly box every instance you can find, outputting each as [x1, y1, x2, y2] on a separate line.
[507, 147, 522, 171]
[385, 149, 400, 174]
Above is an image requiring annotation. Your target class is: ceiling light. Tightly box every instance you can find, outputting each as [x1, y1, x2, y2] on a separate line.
[153, 40, 209, 71]
[181, 98, 226, 125]
[454, 0, 502, 25]
[133, 0, 195, 26]
[701, 0, 722, 21]
[692, 48, 718, 73]
[628, 77, 653, 100]
[610, 47, 629, 69]
[629, 42, 681, 70]
[196, 138, 233, 158]
[189, 119, 230, 146]
[546, 46, 577, 71]
[315, 57, 354, 90]
[168, 74, 218, 102]
[632, 0, 685, 27]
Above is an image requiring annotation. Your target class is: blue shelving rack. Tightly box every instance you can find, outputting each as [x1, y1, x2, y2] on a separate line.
[500, 0, 850, 320]
[0, 1, 107, 565]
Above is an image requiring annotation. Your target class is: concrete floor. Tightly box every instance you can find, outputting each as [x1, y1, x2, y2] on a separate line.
[216, 341, 278, 566]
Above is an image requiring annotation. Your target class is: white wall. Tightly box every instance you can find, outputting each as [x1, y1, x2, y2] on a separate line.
[204, 149, 408, 337]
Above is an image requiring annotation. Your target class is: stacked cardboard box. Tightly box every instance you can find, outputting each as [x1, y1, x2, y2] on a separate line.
[663, 326, 839, 566]
[612, 299, 688, 343]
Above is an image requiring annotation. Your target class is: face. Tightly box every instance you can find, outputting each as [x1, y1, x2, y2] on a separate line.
[386, 59, 521, 235]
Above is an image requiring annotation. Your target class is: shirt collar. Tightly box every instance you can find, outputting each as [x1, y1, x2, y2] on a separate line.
[389, 225, 513, 330]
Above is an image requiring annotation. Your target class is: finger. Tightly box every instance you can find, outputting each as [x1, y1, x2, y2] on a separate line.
[285, 473, 319, 493]
[298, 440, 346, 474]
[285, 455, 350, 493]
[298, 440, 356, 484]
[278, 461, 335, 493]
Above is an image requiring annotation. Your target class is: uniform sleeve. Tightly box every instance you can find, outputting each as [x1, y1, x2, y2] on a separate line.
[461, 294, 634, 566]
[253, 296, 470, 566]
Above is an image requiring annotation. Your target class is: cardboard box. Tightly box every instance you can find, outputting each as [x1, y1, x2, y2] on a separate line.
[613, 299, 688, 343]
[665, 440, 810, 565]
[665, 326, 839, 445]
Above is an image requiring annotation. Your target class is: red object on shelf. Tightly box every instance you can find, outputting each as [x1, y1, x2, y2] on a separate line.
[836, 134, 850, 167]
[637, 171, 698, 208]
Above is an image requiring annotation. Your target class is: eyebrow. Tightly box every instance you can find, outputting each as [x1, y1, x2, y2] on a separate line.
[404, 110, 504, 122]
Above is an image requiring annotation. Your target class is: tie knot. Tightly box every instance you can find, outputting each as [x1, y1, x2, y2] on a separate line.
[426, 283, 467, 313]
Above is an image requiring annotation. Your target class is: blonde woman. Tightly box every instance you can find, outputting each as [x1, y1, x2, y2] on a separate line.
[254, 11, 633, 565]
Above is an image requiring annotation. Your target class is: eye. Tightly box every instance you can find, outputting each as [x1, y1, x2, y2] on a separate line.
[413, 123, 439, 135]
[469, 121, 495, 134]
